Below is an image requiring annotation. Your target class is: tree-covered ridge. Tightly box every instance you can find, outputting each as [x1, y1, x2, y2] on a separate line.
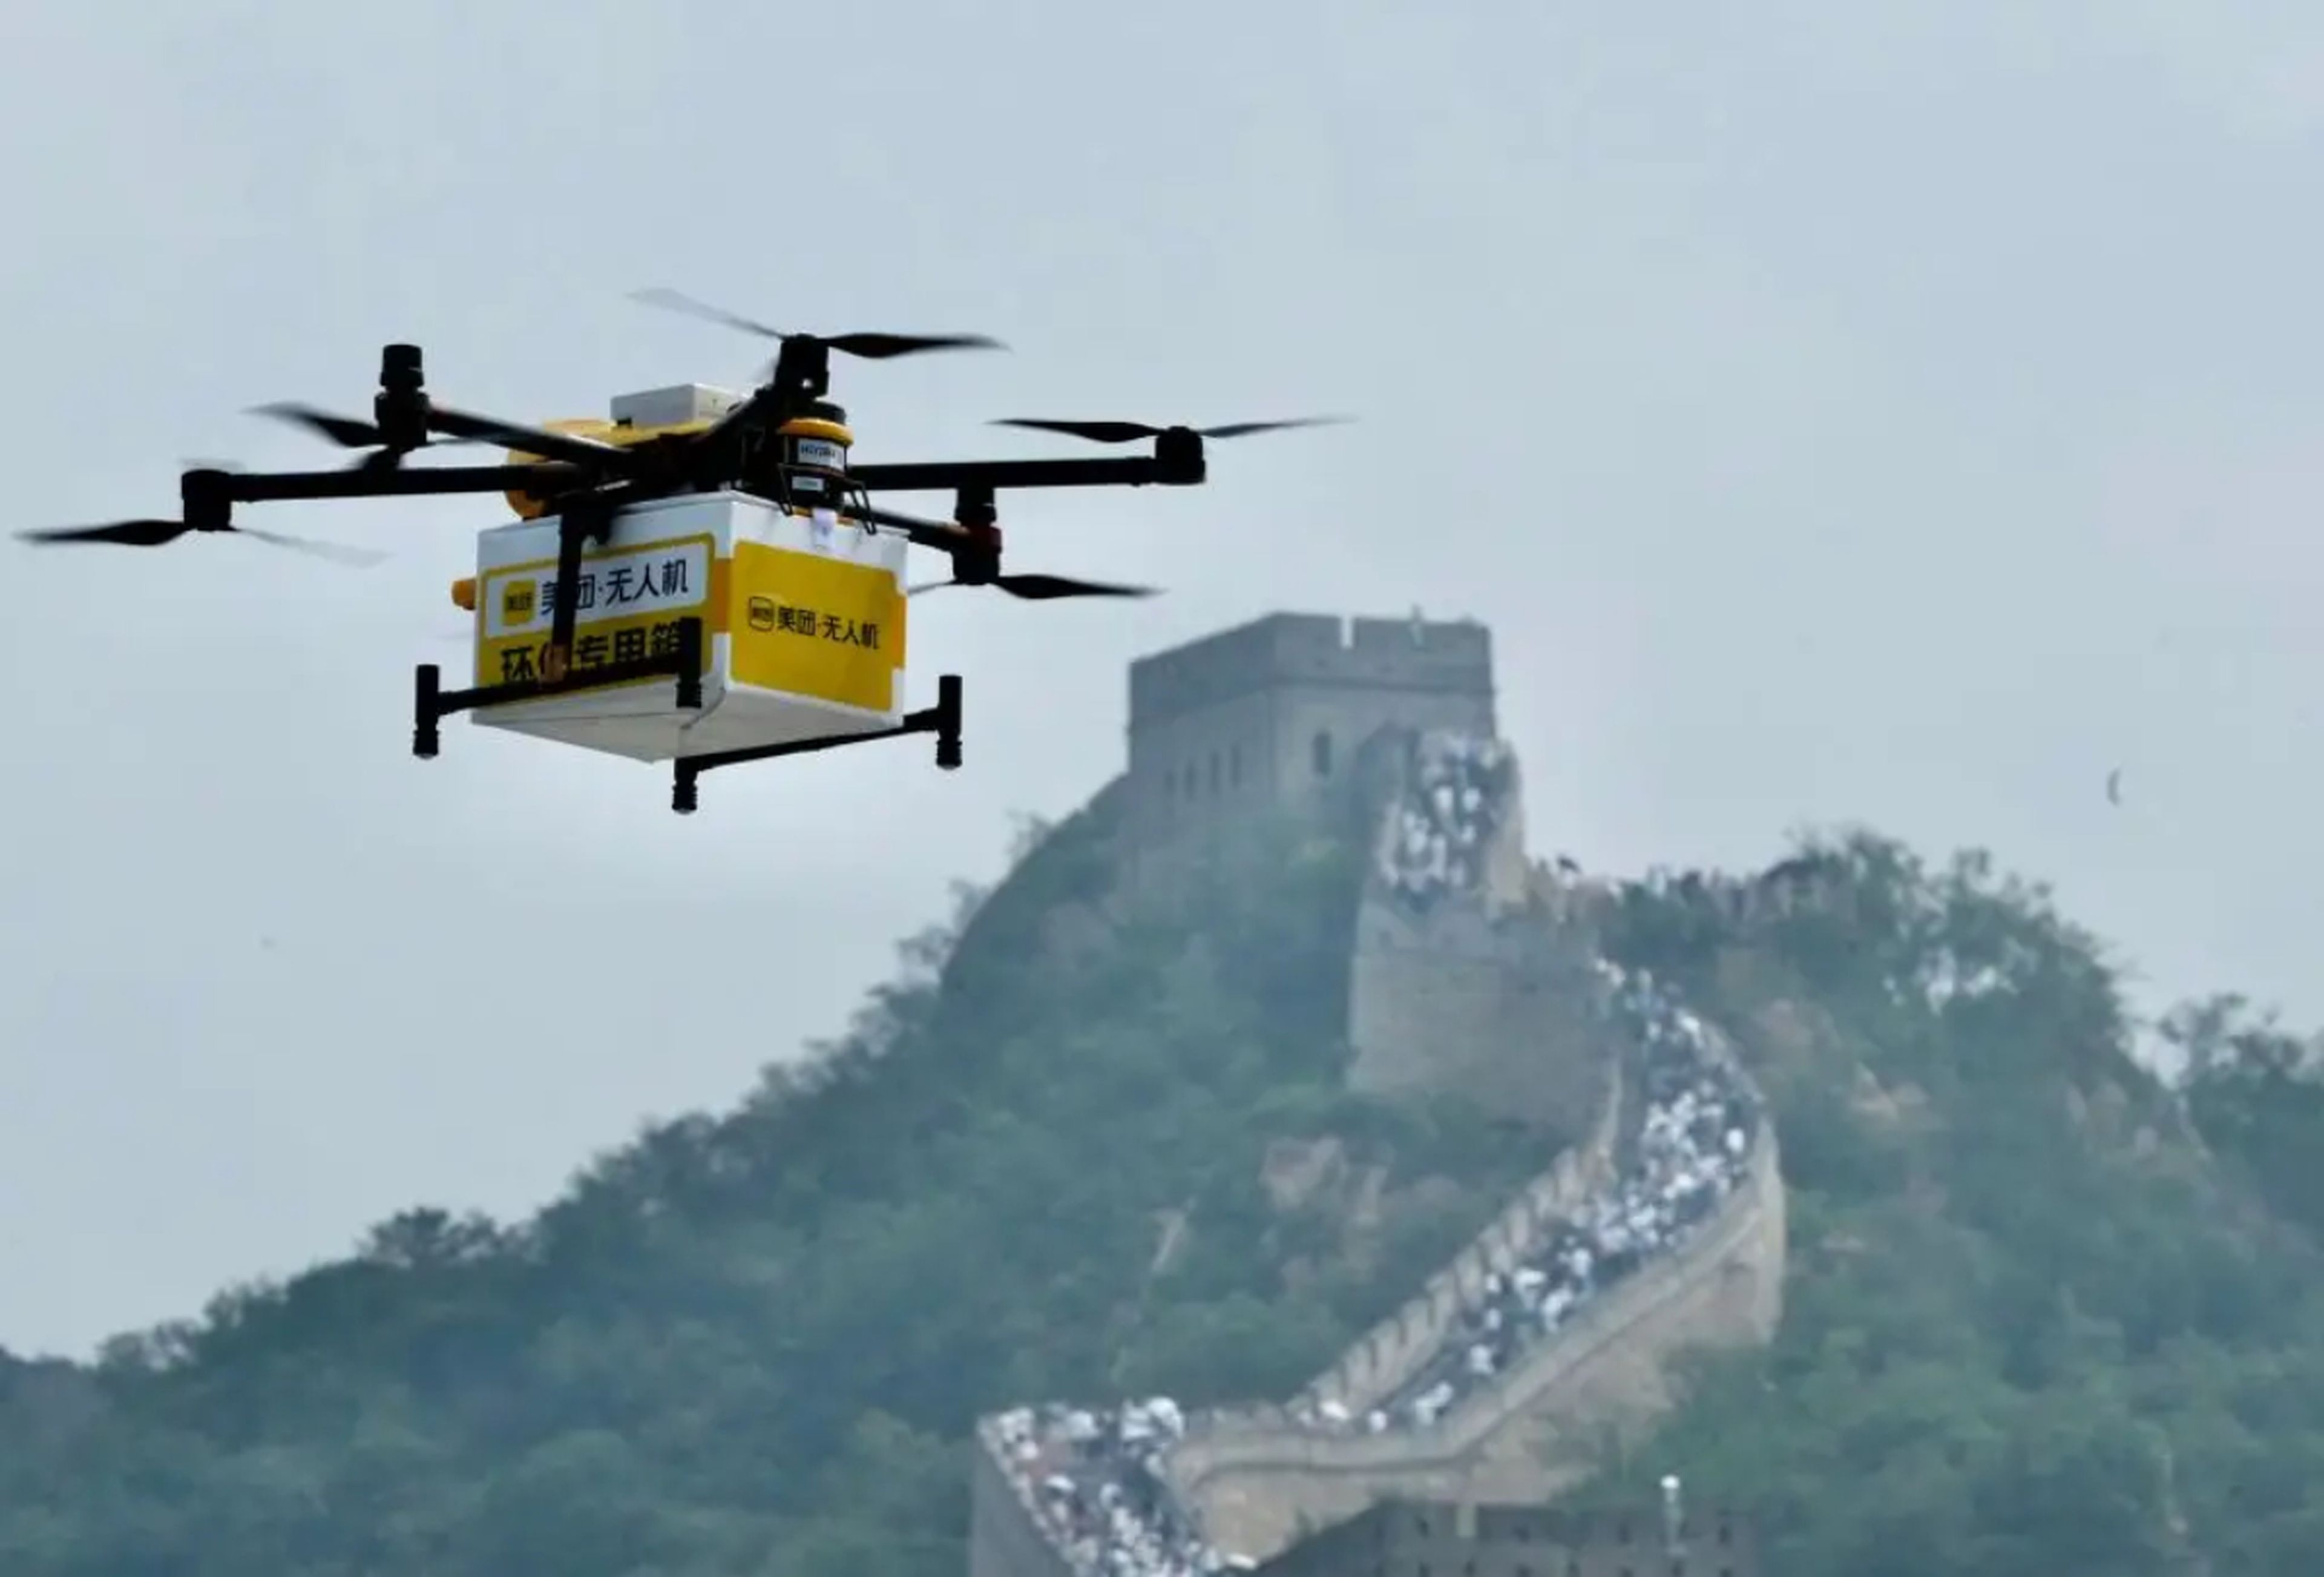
[0, 799, 2318, 1576]
[978, 720, 1784, 1577]
[1584, 831, 2324, 1577]
[0, 792, 1561, 1577]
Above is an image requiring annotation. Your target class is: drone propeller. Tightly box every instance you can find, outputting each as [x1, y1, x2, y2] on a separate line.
[216, 525, 387, 565]
[908, 572, 1158, 601]
[991, 416, 1348, 445]
[18, 518, 190, 547]
[248, 401, 480, 471]
[253, 399, 632, 474]
[15, 517, 384, 565]
[14, 457, 389, 565]
[628, 287, 1006, 360]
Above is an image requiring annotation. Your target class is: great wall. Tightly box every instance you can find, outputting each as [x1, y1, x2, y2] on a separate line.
[965, 613, 1790, 1577]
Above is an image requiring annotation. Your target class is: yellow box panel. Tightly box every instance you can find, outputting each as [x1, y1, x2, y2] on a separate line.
[727, 538, 906, 714]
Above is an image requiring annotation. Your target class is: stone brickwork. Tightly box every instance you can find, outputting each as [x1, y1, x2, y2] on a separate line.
[1278, 1076, 1626, 1426]
[1255, 1495, 1765, 1577]
[1123, 613, 1495, 878]
[1344, 732, 1615, 1141]
[965, 616, 1788, 1577]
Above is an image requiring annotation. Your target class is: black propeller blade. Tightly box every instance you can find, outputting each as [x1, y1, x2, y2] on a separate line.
[991, 416, 1348, 445]
[420, 406, 640, 469]
[629, 288, 1006, 359]
[20, 456, 386, 564]
[909, 572, 1157, 601]
[216, 527, 389, 566]
[254, 399, 632, 474]
[251, 403, 387, 449]
[248, 402, 481, 471]
[19, 518, 189, 547]
[15, 518, 384, 565]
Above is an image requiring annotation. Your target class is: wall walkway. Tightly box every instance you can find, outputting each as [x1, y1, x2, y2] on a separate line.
[969, 729, 1788, 1577]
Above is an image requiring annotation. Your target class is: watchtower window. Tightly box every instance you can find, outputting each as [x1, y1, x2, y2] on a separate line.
[1312, 729, 1334, 777]
[1209, 751, 1221, 792]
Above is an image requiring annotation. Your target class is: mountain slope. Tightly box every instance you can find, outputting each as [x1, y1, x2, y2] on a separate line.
[1584, 835, 2324, 1576]
[0, 789, 1558, 1577]
[1, 795, 2321, 1575]
[976, 727, 1787, 1574]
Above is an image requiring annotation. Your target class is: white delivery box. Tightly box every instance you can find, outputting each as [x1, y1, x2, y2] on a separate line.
[465, 490, 910, 763]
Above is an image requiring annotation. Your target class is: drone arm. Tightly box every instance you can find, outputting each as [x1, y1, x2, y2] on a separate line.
[841, 501, 1004, 587]
[847, 502, 970, 549]
[850, 453, 1198, 493]
[213, 463, 597, 503]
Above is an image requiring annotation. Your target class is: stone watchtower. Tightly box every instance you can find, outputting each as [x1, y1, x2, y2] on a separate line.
[1123, 611, 1496, 858]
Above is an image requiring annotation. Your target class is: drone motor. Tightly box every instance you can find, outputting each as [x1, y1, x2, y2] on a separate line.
[374, 343, 428, 450]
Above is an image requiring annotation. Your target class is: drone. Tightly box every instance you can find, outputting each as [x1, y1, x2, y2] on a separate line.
[18, 289, 1342, 812]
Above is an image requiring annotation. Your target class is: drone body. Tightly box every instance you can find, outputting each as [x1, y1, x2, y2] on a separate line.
[18, 290, 1344, 814]
[459, 481, 911, 772]
[435, 375, 970, 809]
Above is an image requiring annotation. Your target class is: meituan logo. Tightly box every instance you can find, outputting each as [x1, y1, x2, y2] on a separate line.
[747, 596, 777, 631]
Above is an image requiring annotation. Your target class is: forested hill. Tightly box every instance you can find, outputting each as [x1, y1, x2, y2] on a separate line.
[1593, 842, 2324, 1575]
[3, 794, 2323, 1576]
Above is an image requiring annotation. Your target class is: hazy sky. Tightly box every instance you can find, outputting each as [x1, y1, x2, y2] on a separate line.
[4, 1, 2322, 1358]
